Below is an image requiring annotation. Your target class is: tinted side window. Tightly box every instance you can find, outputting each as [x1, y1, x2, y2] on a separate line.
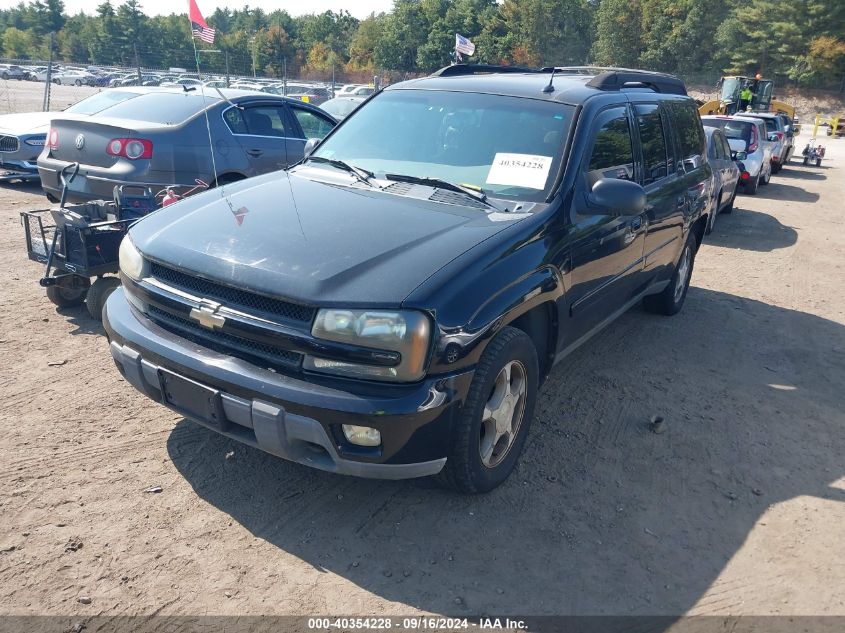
[586, 109, 634, 186]
[669, 101, 706, 161]
[291, 107, 334, 140]
[223, 107, 248, 134]
[635, 104, 669, 185]
[242, 105, 288, 137]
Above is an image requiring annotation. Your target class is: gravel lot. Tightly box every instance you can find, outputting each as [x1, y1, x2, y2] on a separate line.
[0, 79, 844, 620]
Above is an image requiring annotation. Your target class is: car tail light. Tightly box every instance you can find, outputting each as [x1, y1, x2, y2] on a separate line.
[106, 138, 153, 160]
[748, 126, 758, 154]
[741, 171, 749, 180]
[48, 128, 59, 150]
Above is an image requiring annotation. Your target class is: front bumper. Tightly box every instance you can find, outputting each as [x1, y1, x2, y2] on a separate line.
[104, 289, 473, 479]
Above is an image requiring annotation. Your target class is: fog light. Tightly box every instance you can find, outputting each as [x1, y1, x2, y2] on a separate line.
[342, 424, 381, 447]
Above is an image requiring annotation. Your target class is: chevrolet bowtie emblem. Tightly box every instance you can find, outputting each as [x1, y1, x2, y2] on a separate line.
[189, 304, 226, 330]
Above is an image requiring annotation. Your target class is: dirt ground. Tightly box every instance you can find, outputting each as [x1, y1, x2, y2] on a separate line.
[0, 80, 844, 621]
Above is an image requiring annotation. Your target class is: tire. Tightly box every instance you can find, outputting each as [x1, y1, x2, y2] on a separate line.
[723, 187, 736, 214]
[761, 165, 771, 185]
[45, 276, 90, 308]
[643, 235, 696, 316]
[74, 79, 82, 86]
[213, 173, 245, 187]
[1, 72, 8, 80]
[436, 326, 539, 494]
[772, 162, 781, 174]
[45, 191, 59, 203]
[85, 276, 121, 320]
[745, 172, 759, 195]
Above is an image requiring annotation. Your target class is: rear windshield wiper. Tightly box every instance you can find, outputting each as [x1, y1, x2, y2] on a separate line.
[384, 173, 503, 210]
[304, 156, 379, 188]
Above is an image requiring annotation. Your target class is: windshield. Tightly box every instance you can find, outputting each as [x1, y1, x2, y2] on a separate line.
[65, 90, 143, 115]
[313, 89, 574, 202]
[703, 118, 752, 145]
[84, 92, 219, 125]
[721, 78, 740, 102]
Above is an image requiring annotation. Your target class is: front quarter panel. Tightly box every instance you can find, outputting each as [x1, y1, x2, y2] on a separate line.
[403, 210, 566, 376]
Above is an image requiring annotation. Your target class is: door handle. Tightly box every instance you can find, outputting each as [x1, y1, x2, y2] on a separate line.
[624, 217, 643, 245]
[247, 149, 263, 157]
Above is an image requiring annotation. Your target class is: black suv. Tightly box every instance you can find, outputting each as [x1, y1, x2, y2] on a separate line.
[104, 65, 712, 493]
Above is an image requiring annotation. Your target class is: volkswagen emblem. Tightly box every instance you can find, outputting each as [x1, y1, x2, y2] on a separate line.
[75, 134, 85, 150]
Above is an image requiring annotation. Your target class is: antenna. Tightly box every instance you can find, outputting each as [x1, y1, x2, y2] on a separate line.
[542, 68, 556, 94]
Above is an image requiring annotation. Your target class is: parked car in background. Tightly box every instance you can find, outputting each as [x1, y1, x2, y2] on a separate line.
[103, 66, 712, 493]
[737, 111, 792, 172]
[319, 95, 366, 121]
[702, 126, 740, 233]
[52, 70, 96, 86]
[38, 88, 337, 203]
[0, 64, 26, 80]
[825, 118, 845, 137]
[0, 88, 145, 181]
[701, 115, 772, 194]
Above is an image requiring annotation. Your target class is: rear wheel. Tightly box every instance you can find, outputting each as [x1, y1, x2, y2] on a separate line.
[45, 276, 90, 308]
[436, 326, 538, 494]
[745, 172, 759, 195]
[643, 236, 696, 316]
[85, 276, 121, 320]
[761, 165, 771, 185]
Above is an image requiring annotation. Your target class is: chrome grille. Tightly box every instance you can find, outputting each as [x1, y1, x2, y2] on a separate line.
[149, 262, 314, 324]
[0, 135, 19, 153]
[148, 305, 302, 372]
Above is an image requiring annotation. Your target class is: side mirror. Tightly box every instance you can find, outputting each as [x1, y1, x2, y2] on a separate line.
[767, 133, 778, 142]
[586, 178, 646, 216]
[732, 151, 748, 161]
[303, 137, 321, 158]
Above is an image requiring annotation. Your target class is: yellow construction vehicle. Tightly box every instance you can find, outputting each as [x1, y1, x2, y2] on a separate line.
[698, 74, 795, 120]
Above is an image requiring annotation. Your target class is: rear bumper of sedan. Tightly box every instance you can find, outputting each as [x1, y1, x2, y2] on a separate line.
[38, 156, 196, 202]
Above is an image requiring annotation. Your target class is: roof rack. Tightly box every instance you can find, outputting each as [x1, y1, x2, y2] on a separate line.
[541, 66, 687, 95]
[431, 64, 539, 77]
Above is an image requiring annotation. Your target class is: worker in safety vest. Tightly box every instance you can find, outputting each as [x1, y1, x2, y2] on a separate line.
[739, 86, 753, 112]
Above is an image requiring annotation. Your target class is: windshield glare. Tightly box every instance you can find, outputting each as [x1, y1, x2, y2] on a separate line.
[65, 90, 143, 115]
[312, 89, 574, 202]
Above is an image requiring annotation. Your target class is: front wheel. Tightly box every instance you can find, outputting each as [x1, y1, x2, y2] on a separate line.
[86, 276, 121, 320]
[436, 326, 539, 494]
[643, 236, 695, 316]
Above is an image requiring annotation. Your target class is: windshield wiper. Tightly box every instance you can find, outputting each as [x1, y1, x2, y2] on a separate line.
[384, 173, 503, 210]
[304, 156, 379, 188]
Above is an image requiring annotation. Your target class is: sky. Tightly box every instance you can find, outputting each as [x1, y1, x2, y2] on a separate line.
[50, 0, 396, 19]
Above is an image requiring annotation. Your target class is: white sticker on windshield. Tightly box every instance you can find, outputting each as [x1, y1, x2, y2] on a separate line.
[486, 153, 553, 190]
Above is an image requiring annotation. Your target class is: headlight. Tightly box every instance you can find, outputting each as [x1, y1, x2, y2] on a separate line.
[306, 309, 431, 382]
[118, 236, 146, 281]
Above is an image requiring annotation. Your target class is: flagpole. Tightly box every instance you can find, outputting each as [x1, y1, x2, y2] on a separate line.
[189, 20, 220, 189]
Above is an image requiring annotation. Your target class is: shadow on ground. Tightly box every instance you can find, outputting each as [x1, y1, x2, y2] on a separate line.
[706, 207, 797, 252]
[167, 286, 845, 617]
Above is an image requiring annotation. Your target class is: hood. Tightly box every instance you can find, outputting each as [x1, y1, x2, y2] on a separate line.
[0, 112, 51, 135]
[129, 168, 530, 307]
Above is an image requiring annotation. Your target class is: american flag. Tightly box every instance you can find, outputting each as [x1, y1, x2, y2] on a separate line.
[189, 0, 216, 44]
[455, 33, 475, 57]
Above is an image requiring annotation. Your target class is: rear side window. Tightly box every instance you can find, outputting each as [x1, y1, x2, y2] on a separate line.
[241, 105, 288, 137]
[586, 108, 634, 186]
[635, 104, 669, 185]
[669, 101, 706, 161]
